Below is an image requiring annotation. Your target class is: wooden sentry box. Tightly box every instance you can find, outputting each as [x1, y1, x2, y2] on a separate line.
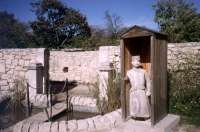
[120, 25, 168, 125]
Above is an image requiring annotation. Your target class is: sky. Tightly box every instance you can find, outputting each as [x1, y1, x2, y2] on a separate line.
[0, 0, 200, 30]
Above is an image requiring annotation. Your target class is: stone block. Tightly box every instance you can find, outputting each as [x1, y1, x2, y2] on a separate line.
[74, 96, 80, 105]
[6, 59, 12, 65]
[67, 120, 77, 132]
[23, 55, 31, 60]
[77, 119, 89, 131]
[1, 74, 8, 79]
[0, 80, 8, 86]
[38, 122, 51, 132]
[1, 86, 9, 91]
[24, 60, 30, 67]
[13, 121, 23, 132]
[154, 114, 180, 132]
[0, 53, 2, 58]
[29, 122, 39, 132]
[9, 63, 15, 68]
[13, 59, 19, 66]
[58, 121, 66, 132]
[15, 66, 22, 71]
[36, 48, 45, 65]
[85, 118, 95, 131]
[0, 62, 5, 73]
[15, 55, 21, 59]
[51, 122, 59, 132]
[19, 60, 24, 66]
[21, 122, 31, 132]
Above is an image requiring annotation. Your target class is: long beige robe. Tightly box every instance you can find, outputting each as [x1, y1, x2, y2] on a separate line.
[127, 68, 151, 118]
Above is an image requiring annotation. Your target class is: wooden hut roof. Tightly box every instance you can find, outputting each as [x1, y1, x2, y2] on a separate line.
[121, 25, 167, 39]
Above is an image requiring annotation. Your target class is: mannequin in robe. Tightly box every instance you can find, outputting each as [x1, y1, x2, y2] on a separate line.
[125, 56, 151, 118]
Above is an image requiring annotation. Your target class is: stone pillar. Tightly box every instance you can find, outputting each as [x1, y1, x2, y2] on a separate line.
[98, 65, 113, 101]
[98, 47, 114, 101]
[27, 63, 44, 96]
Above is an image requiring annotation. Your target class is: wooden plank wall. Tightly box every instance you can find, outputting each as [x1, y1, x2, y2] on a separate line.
[151, 36, 167, 125]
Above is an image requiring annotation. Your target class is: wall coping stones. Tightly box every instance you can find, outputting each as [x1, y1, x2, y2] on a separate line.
[13, 109, 122, 132]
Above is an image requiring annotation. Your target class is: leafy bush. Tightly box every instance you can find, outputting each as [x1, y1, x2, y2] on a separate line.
[168, 52, 200, 125]
[91, 67, 121, 114]
[8, 79, 26, 114]
[105, 70, 121, 113]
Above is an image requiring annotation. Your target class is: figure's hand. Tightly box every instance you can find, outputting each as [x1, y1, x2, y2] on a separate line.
[124, 76, 129, 81]
[130, 88, 134, 93]
[146, 91, 151, 96]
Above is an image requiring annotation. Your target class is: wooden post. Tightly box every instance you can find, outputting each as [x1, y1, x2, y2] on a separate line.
[150, 35, 155, 125]
[26, 82, 31, 116]
[44, 48, 50, 94]
[120, 39, 126, 120]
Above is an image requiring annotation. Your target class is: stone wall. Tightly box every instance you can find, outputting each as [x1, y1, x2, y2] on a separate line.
[0, 48, 45, 100]
[13, 109, 123, 132]
[0, 42, 199, 102]
[49, 50, 99, 83]
[49, 47, 120, 83]
[168, 42, 200, 68]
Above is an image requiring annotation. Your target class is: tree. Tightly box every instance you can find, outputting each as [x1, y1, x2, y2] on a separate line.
[0, 11, 30, 48]
[104, 11, 123, 42]
[31, 0, 91, 49]
[153, 0, 200, 42]
[67, 11, 126, 50]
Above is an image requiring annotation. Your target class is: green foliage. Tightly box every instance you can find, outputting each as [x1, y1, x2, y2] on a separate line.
[106, 70, 121, 113]
[91, 68, 121, 114]
[8, 79, 26, 115]
[70, 25, 125, 50]
[30, 0, 91, 49]
[168, 52, 200, 125]
[90, 81, 102, 113]
[153, 0, 200, 42]
[0, 11, 31, 48]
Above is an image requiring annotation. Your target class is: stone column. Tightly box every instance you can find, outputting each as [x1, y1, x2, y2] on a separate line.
[98, 47, 114, 101]
[27, 63, 44, 96]
[98, 64, 113, 101]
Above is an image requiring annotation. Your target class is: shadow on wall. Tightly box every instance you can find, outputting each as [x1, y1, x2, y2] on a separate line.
[49, 80, 78, 94]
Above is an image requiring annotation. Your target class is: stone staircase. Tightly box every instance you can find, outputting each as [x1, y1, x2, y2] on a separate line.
[55, 84, 98, 113]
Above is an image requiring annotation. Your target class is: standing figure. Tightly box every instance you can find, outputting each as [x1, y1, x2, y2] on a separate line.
[126, 56, 151, 118]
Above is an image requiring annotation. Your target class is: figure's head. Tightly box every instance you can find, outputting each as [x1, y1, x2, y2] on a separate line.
[131, 56, 141, 68]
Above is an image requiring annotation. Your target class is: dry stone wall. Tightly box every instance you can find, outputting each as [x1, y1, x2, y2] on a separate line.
[0, 43, 199, 103]
[49, 47, 120, 83]
[168, 42, 200, 68]
[0, 48, 45, 101]
[49, 50, 99, 83]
